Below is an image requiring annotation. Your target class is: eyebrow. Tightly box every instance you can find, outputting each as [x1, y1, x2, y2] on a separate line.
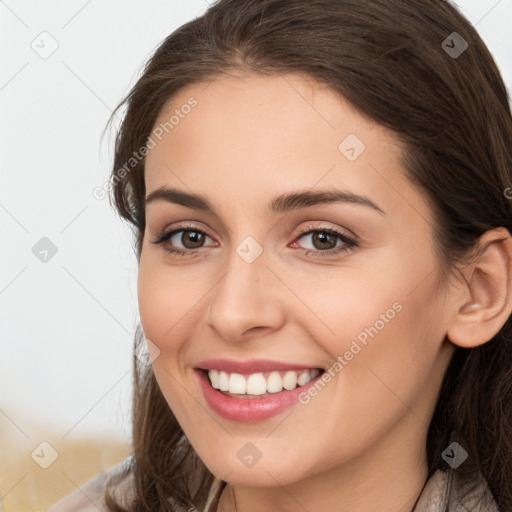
[145, 186, 386, 216]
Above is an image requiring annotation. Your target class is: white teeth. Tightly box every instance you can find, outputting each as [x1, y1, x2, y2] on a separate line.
[246, 373, 267, 395]
[207, 368, 321, 395]
[297, 370, 311, 386]
[228, 373, 246, 394]
[218, 371, 229, 391]
[209, 369, 220, 389]
[267, 371, 283, 393]
[282, 371, 298, 390]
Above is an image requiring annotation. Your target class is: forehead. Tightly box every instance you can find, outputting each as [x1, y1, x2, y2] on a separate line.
[144, 72, 425, 220]
[148, 71, 379, 159]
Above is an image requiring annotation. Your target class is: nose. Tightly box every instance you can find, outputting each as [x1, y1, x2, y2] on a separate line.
[206, 245, 286, 343]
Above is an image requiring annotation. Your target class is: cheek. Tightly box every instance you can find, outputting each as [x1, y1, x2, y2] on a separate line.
[292, 288, 443, 470]
[306, 250, 444, 410]
[137, 254, 203, 352]
[318, 243, 441, 358]
[296, 265, 406, 361]
[137, 258, 205, 416]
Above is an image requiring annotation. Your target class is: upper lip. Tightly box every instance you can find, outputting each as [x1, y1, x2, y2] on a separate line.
[195, 358, 323, 374]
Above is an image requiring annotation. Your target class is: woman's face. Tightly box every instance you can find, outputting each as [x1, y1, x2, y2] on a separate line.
[138, 72, 455, 487]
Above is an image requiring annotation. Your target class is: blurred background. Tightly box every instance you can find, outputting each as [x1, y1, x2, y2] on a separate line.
[1, 0, 511, 510]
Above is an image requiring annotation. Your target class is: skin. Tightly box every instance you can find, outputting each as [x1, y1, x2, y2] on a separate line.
[137, 71, 512, 512]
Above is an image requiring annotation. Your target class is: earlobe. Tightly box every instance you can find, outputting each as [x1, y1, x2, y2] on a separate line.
[447, 227, 512, 349]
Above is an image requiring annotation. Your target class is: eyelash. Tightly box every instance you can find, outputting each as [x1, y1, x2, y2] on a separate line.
[149, 223, 358, 259]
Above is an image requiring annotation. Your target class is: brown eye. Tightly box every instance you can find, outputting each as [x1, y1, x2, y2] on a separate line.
[150, 226, 216, 256]
[292, 226, 358, 258]
[179, 230, 206, 249]
[310, 231, 338, 250]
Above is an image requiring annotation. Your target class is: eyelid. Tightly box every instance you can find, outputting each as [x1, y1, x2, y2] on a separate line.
[294, 221, 357, 240]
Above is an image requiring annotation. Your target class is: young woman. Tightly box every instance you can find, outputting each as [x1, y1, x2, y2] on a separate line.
[48, 0, 512, 511]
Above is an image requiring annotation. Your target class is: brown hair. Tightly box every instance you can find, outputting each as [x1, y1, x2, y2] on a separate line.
[103, 0, 512, 510]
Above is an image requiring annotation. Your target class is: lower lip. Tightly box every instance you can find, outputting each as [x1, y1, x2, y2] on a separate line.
[195, 369, 323, 422]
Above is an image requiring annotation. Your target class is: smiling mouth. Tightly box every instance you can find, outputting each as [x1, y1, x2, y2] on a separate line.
[203, 368, 324, 398]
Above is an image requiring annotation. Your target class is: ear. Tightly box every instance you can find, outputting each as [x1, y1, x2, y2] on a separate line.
[447, 227, 512, 348]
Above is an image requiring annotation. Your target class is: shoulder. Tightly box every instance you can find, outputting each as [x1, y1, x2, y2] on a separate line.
[449, 469, 500, 512]
[46, 455, 135, 512]
[414, 468, 500, 512]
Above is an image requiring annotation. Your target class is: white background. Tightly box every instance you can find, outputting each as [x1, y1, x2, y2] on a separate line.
[1, 0, 511, 445]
